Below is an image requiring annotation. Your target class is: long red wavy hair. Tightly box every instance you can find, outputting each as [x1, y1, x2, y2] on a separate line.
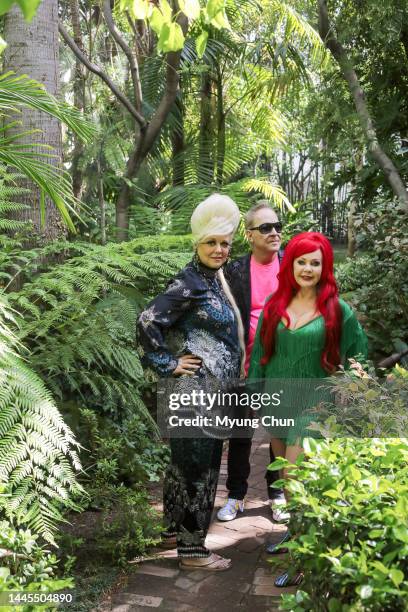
[260, 232, 342, 372]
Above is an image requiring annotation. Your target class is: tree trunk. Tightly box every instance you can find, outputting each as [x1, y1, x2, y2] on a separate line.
[198, 72, 214, 184]
[318, 0, 408, 212]
[347, 198, 357, 257]
[347, 152, 363, 257]
[69, 0, 86, 200]
[171, 95, 185, 186]
[3, 0, 66, 242]
[215, 67, 225, 186]
[97, 159, 106, 245]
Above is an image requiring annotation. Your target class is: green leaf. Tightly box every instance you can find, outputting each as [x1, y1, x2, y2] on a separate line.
[196, 31, 208, 58]
[211, 9, 230, 30]
[0, 567, 10, 580]
[159, 0, 173, 21]
[131, 0, 150, 20]
[150, 7, 166, 35]
[349, 465, 361, 481]
[328, 599, 342, 612]
[0, 0, 14, 17]
[393, 525, 408, 543]
[323, 489, 340, 499]
[159, 21, 185, 52]
[303, 437, 319, 455]
[206, 0, 224, 19]
[16, 0, 42, 20]
[179, 0, 200, 20]
[389, 568, 404, 587]
[368, 529, 383, 538]
[267, 458, 290, 470]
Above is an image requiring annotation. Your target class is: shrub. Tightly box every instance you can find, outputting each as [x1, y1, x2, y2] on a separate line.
[277, 368, 408, 611]
[335, 201, 408, 358]
[279, 437, 408, 611]
[0, 492, 72, 605]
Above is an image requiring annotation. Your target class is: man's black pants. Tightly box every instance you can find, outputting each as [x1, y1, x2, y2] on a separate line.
[225, 436, 282, 500]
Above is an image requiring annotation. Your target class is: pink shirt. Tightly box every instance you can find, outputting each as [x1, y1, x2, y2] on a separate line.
[244, 255, 279, 373]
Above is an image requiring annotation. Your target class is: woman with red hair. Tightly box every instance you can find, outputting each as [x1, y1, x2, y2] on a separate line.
[248, 232, 367, 585]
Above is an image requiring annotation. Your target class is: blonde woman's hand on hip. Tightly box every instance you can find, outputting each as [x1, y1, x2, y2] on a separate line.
[173, 354, 202, 376]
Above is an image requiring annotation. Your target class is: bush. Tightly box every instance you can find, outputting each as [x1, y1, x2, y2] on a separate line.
[279, 436, 408, 611]
[335, 201, 408, 358]
[307, 363, 408, 438]
[277, 369, 408, 611]
[0, 493, 72, 608]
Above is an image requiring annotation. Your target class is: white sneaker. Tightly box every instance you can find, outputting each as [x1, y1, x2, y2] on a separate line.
[270, 497, 290, 523]
[217, 498, 244, 521]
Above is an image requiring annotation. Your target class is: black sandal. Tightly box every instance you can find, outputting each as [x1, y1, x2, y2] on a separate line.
[274, 570, 304, 587]
[266, 531, 291, 555]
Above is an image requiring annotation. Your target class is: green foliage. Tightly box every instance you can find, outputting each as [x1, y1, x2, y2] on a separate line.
[308, 363, 408, 438]
[0, 0, 42, 22]
[0, 296, 82, 543]
[336, 201, 408, 356]
[0, 491, 72, 609]
[0, 71, 93, 232]
[73, 409, 163, 566]
[77, 407, 169, 491]
[1, 238, 184, 554]
[5, 240, 189, 424]
[117, 0, 230, 54]
[0, 163, 32, 269]
[278, 434, 408, 611]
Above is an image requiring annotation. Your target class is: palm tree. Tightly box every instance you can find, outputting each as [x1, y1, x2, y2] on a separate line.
[2, 0, 93, 238]
[0, 72, 93, 233]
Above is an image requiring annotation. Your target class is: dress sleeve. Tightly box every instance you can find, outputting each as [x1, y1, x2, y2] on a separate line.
[247, 311, 266, 380]
[137, 268, 206, 377]
[340, 300, 368, 368]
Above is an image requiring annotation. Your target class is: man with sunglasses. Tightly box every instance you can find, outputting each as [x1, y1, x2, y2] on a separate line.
[217, 201, 288, 523]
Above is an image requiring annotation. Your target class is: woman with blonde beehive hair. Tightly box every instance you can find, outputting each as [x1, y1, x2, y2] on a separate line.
[138, 193, 245, 570]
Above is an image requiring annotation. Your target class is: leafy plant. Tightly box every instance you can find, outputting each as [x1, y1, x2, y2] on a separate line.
[0, 489, 73, 609]
[0, 72, 93, 231]
[0, 296, 82, 543]
[307, 363, 408, 439]
[277, 435, 408, 611]
[335, 200, 408, 357]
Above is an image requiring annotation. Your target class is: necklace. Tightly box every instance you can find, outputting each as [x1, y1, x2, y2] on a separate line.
[286, 308, 318, 330]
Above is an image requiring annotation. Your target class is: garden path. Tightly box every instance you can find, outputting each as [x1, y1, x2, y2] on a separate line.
[100, 430, 297, 611]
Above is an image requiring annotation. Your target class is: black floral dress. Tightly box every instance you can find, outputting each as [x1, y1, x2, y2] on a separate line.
[137, 259, 241, 557]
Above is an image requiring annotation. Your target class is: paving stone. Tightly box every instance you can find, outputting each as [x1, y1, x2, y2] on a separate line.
[188, 575, 218, 594]
[112, 594, 163, 608]
[251, 583, 297, 596]
[253, 575, 277, 586]
[185, 569, 213, 581]
[236, 582, 251, 594]
[241, 595, 282, 611]
[254, 567, 274, 577]
[157, 602, 200, 612]
[136, 563, 179, 578]
[111, 606, 131, 612]
[174, 576, 197, 591]
[236, 537, 264, 553]
[206, 533, 238, 547]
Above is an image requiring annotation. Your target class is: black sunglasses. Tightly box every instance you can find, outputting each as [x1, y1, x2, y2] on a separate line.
[249, 222, 283, 234]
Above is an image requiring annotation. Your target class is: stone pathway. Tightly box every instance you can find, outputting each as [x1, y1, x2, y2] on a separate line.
[101, 431, 297, 611]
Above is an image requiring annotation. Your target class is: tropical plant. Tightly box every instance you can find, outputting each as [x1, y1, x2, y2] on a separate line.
[336, 200, 408, 357]
[0, 296, 82, 543]
[0, 72, 93, 231]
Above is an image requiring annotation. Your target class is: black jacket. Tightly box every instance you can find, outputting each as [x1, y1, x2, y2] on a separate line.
[224, 251, 283, 346]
